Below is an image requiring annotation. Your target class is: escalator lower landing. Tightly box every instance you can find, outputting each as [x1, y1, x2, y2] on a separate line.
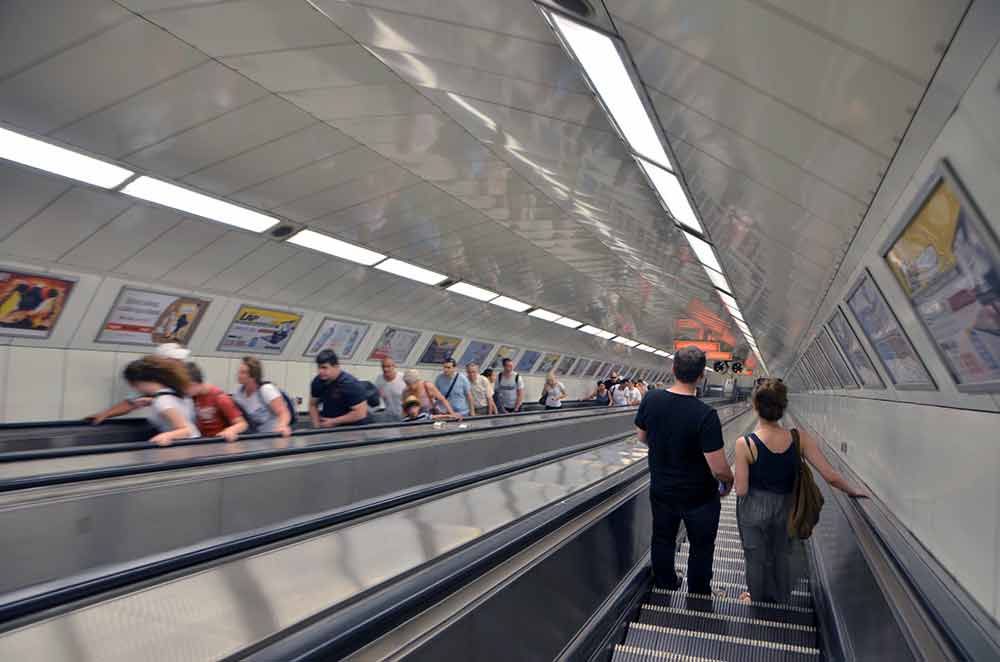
[612, 496, 822, 661]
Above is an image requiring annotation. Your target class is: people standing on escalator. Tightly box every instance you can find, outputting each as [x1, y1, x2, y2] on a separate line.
[401, 369, 457, 418]
[185, 363, 247, 442]
[434, 358, 474, 417]
[634, 346, 734, 594]
[585, 380, 611, 406]
[495, 358, 524, 413]
[310, 349, 374, 427]
[233, 357, 292, 437]
[541, 371, 567, 409]
[374, 357, 406, 421]
[467, 362, 497, 416]
[733, 378, 866, 604]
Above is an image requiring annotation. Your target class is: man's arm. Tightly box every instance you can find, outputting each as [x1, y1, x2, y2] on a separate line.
[328, 400, 369, 426]
[635, 426, 647, 445]
[87, 399, 139, 424]
[704, 449, 734, 485]
[309, 398, 321, 428]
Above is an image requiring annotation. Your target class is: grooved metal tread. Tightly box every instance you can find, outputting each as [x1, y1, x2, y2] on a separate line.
[617, 624, 820, 662]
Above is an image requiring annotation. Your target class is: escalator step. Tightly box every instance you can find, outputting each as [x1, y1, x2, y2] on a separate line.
[678, 579, 813, 609]
[624, 622, 820, 661]
[675, 551, 747, 570]
[677, 547, 747, 563]
[638, 604, 818, 648]
[675, 564, 810, 590]
[647, 589, 816, 626]
[610, 643, 724, 661]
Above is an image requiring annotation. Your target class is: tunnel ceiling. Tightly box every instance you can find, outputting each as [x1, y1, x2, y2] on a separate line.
[0, 0, 967, 370]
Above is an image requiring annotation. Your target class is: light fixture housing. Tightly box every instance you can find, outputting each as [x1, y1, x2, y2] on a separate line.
[704, 267, 731, 295]
[447, 282, 498, 301]
[374, 258, 447, 285]
[554, 316, 583, 329]
[287, 229, 386, 266]
[637, 158, 703, 234]
[683, 230, 723, 274]
[490, 295, 532, 313]
[0, 126, 134, 189]
[123, 176, 279, 233]
[529, 308, 562, 322]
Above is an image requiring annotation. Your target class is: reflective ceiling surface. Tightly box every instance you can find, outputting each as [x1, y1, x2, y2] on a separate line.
[0, 0, 968, 368]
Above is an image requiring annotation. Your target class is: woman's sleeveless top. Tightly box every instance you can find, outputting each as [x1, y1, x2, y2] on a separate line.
[747, 432, 799, 494]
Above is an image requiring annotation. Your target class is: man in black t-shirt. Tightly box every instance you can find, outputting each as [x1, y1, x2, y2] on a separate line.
[309, 349, 373, 427]
[634, 347, 734, 594]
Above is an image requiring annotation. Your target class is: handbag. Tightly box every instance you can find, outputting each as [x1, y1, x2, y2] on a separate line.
[787, 429, 824, 539]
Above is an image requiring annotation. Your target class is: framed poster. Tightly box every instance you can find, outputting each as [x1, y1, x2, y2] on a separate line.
[827, 308, 885, 388]
[814, 342, 842, 388]
[368, 326, 421, 364]
[555, 355, 576, 375]
[806, 344, 835, 389]
[881, 161, 1000, 392]
[0, 269, 76, 339]
[97, 286, 209, 346]
[457, 340, 494, 367]
[818, 329, 859, 389]
[516, 350, 541, 372]
[847, 270, 935, 390]
[418, 334, 462, 365]
[587, 361, 606, 378]
[304, 317, 370, 360]
[536, 352, 561, 374]
[571, 358, 590, 377]
[489, 345, 519, 370]
[610, 364, 624, 377]
[219, 305, 301, 354]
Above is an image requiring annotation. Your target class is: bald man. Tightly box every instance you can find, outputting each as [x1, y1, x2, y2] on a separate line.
[374, 357, 406, 420]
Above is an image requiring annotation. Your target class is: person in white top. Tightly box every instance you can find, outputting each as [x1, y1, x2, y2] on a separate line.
[611, 379, 638, 407]
[375, 357, 407, 420]
[466, 362, 497, 416]
[88, 356, 200, 446]
[542, 371, 567, 409]
[232, 356, 292, 437]
[495, 358, 524, 413]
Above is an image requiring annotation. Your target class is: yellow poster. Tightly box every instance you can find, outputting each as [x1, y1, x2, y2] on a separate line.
[885, 182, 961, 298]
[219, 305, 301, 354]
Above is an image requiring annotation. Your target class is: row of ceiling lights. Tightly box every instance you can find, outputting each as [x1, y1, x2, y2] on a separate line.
[0, 124, 672, 361]
[540, 7, 766, 373]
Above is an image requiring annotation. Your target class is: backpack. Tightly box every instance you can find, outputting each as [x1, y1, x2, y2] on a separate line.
[787, 429, 824, 539]
[495, 372, 520, 411]
[360, 380, 381, 408]
[234, 382, 298, 432]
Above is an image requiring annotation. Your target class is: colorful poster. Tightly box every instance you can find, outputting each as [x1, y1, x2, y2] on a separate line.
[516, 350, 541, 372]
[847, 273, 934, 389]
[457, 340, 495, 367]
[369, 326, 421, 364]
[97, 287, 209, 346]
[884, 168, 1000, 390]
[536, 352, 561, 374]
[304, 317, 369, 359]
[0, 269, 75, 339]
[571, 358, 590, 377]
[219, 305, 301, 354]
[828, 309, 884, 388]
[818, 330, 859, 388]
[489, 345, 519, 370]
[584, 360, 602, 377]
[556, 355, 576, 375]
[418, 334, 462, 365]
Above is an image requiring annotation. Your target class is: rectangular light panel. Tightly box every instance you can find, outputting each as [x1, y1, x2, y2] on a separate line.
[490, 296, 531, 312]
[375, 258, 447, 285]
[0, 126, 134, 189]
[529, 308, 562, 322]
[548, 12, 671, 169]
[704, 267, 731, 294]
[637, 158, 703, 234]
[123, 176, 278, 233]
[612, 336, 639, 348]
[718, 291, 738, 310]
[683, 230, 723, 274]
[447, 282, 498, 301]
[579, 325, 603, 335]
[554, 316, 583, 328]
[726, 304, 744, 321]
[287, 229, 386, 266]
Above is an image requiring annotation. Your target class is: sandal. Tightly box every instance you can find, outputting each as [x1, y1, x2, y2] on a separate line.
[738, 591, 752, 603]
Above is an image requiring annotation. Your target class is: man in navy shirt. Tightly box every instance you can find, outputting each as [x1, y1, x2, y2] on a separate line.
[309, 349, 373, 427]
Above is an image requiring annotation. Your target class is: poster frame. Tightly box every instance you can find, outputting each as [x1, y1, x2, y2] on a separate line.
[367, 325, 422, 365]
[217, 304, 302, 355]
[488, 345, 520, 371]
[826, 306, 886, 389]
[416, 334, 463, 366]
[516, 349, 542, 373]
[302, 316, 371, 360]
[95, 286, 210, 347]
[535, 352, 562, 374]
[0, 268, 77, 340]
[456, 339, 495, 368]
[817, 327, 860, 389]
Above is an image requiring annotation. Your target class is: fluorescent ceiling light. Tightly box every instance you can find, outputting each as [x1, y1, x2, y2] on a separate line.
[637, 158, 702, 233]
[726, 304, 744, 322]
[612, 336, 639, 348]
[287, 229, 386, 266]
[490, 295, 531, 312]
[683, 231, 723, 274]
[123, 176, 278, 233]
[554, 316, 583, 329]
[592, 329, 616, 340]
[718, 291, 738, 310]
[0, 126, 134, 189]
[704, 267, 731, 294]
[529, 308, 562, 322]
[548, 12, 671, 169]
[579, 325, 603, 335]
[375, 258, 447, 286]
[636, 344, 656, 353]
[654, 350, 669, 357]
[447, 282, 498, 301]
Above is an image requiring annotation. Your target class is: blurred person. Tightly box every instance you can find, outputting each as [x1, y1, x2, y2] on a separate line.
[634, 347, 735, 594]
[467, 362, 497, 416]
[401, 395, 460, 422]
[402, 369, 457, 418]
[233, 357, 292, 437]
[310, 349, 373, 427]
[585, 380, 611, 406]
[610, 379, 630, 407]
[434, 358, 473, 417]
[495, 357, 524, 413]
[186, 363, 247, 442]
[375, 357, 406, 421]
[734, 378, 866, 604]
[541, 371, 567, 410]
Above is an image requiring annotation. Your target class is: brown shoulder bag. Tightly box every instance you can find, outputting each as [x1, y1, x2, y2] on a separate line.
[787, 429, 824, 539]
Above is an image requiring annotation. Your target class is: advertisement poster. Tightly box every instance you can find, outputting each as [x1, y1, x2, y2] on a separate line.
[489, 345, 519, 370]
[818, 330, 859, 388]
[457, 340, 495, 367]
[219, 305, 301, 354]
[828, 309, 885, 388]
[516, 350, 541, 372]
[368, 326, 421, 364]
[418, 334, 462, 365]
[584, 360, 602, 378]
[571, 358, 590, 377]
[0, 269, 75, 339]
[97, 287, 209, 346]
[536, 352, 561, 374]
[847, 273, 934, 389]
[884, 169, 1000, 390]
[555, 356, 576, 375]
[304, 317, 369, 359]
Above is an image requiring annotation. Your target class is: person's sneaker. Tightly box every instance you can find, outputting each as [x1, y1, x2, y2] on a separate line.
[654, 571, 683, 590]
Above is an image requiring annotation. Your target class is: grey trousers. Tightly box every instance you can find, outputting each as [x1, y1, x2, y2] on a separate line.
[737, 488, 794, 604]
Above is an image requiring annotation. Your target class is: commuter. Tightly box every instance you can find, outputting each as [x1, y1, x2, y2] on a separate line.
[155, 342, 192, 363]
[186, 363, 247, 442]
[482, 367, 495, 388]
[734, 378, 866, 604]
[402, 395, 460, 422]
[310, 349, 374, 427]
[232, 357, 292, 437]
[586, 380, 611, 406]
[636, 380, 648, 397]
[466, 362, 497, 416]
[603, 370, 620, 390]
[402, 369, 457, 418]
[610, 379, 632, 406]
[634, 346, 735, 593]
[434, 358, 474, 417]
[495, 358, 524, 413]
[88, 356, 200, 446]
[541, 371, 567, 409]
[374, 357, 406, 421]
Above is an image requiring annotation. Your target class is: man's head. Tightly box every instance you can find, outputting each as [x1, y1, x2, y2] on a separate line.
[441, 358, 457, 377]
[502, 357, 514, 374]
[316, 349, 341, 381]
[672, 346, 706, 384]
[381, 357, 396, 380]
[185, 362, 208, 395]
[466, 362, 480, 380]
[403, 395, 422, 418]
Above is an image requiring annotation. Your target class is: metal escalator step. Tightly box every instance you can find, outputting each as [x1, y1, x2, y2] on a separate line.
[677, 547, 746, 563]
[611, 643, 725, 662]
[623, 623, 820, 662]
[675, 565, 810, 591]
[680, 579, 813, 609]
[638, 604, 817, 648]
[647, 589, 816, 626]
[675, 551, 746, 570]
